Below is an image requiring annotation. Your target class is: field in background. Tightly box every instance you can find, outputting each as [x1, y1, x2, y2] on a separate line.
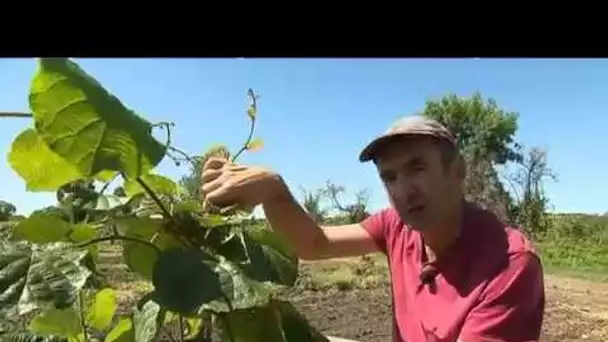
[99, 230, 608, 342]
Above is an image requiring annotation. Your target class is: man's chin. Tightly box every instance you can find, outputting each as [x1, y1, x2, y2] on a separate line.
[398, 213, 429, 231]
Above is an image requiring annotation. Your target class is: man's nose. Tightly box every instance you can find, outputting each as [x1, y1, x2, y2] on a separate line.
[394, 176, 417, 200]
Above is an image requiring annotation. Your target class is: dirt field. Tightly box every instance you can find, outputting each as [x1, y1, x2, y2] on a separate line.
[98, 245, 608, 342]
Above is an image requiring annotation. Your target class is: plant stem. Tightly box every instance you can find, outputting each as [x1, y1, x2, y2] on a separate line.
[135, 177, 173, 219]
[231, 118, 255, 163]
[76, 235, 162, 253]
[78, 291, 89, 342]
[134, 176, 194, 247]
[161, 326, 178, 342]
[177, 314, 185, 342]
[0, 112, 32, 118]
[168, 146, 198, 166]
[99, 172, 119, 195]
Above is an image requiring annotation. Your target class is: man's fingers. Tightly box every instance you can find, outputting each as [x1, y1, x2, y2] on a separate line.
[201, 168, 222, 183]
[203, 157, 228, 171]
[201, 176, 224, 198]
[205, 187, 240, 210]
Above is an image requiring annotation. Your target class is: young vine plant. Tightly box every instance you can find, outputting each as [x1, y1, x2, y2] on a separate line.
[0, 58, 329, 342]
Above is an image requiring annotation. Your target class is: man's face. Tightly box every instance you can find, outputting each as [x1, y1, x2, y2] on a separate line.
[374, 136, 463, 231]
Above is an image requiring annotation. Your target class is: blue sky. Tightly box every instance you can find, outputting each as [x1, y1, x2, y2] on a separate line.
[0, 58, 606, 216]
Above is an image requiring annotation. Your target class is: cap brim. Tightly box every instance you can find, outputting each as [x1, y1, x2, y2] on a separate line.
[358, 131, 448, 162]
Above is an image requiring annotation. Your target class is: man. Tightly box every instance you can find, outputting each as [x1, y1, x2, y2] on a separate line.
[201, 116, 545, 342]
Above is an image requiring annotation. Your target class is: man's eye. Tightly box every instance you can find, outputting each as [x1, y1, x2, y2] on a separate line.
[381, 173, 396, 182]
[409, 163, 426, 173]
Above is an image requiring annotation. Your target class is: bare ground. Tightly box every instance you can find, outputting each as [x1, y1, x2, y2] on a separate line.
[98, 245, 608, 342]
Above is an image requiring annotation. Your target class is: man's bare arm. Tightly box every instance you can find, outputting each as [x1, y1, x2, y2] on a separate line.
[263, 178, 380, 260]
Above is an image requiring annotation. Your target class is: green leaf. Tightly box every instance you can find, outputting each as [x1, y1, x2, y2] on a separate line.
[94, 195, 129, 211]
[28, 307, 81, 339]
[104, 318, 134, 342]
[242, 224, 298, 286]
[152, 248, 273, 315]
[132, 300, 162, 342]
[152, 248, 222, 315]
[96, 169, 118, 183]
[208, 257, 275, 313]
[275, 300, 328, 342]
[68, 223, 99, 260]
[216, 300, 328, 342]
[29, 58, 166, 180]
[217, 305, 284, 342]
[162, 312, 204, 339]
[246, 138, 264, 152]
[116, 217, 180, 280]
[10, 212, 71, 244]
[68, 224, 97, 243]
[0, 241, 91, 316]
[85, 288, 117, 331]
[8, 129, 82, 192]
[123, 174, 180, 198]
[205, 224, 298, 286]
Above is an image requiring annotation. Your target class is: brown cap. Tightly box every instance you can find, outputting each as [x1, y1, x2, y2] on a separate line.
[359, 115, 458, 162]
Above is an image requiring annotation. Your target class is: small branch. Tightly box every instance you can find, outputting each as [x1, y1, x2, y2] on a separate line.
[177, 314, 185, 342]
[135, 177, 194, 248]
[162, 326, 178, 342]
[78, 291, 89, 342]
[167, 146, 198, 167]
[152, 121, 175, 147]
[0, 112, 32, 118]
[76, 235, 162, 253]
[231, 118, 255, 163]
[136, 177, 173, 219]
[99, 172, 119, 195]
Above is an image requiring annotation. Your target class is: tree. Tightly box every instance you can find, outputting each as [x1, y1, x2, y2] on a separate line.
[321, 180, 370, 224]
[0, 200, 16, 221]
[420, 92, 523, 220]
[299, 186, 328, 224]
[504, 147, 557, 236]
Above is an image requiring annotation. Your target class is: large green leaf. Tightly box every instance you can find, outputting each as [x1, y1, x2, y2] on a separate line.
[116, 217, 180, 280]
[151, 248, 222, 315]
[205, 224, 298, 286]
[122, 174, 180, 198]
[216, 300, 329, 342]
[275, 300, 328, 342]
[29, 58, 166, 180]
[104, 318, 134, 342]
[28, 307, 80, 339]
[152, 248, 273, 316]
[0, 241, 91, 316]
[8, 129, 82, 192]
[85, 288, 117, 331]
[217, 305, 284, 342]
[10, 212, 71, 244]
[242, 224, 298, 286]
[68, 224, 97, 244]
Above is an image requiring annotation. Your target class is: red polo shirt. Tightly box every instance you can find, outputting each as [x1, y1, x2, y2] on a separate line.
[361, 203, 545, 342]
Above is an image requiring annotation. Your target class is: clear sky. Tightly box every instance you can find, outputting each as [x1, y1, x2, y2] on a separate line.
[0, 58, 606, 216]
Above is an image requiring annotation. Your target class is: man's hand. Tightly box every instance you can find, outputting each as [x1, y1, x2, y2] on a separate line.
[200, 157, 284, 212]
